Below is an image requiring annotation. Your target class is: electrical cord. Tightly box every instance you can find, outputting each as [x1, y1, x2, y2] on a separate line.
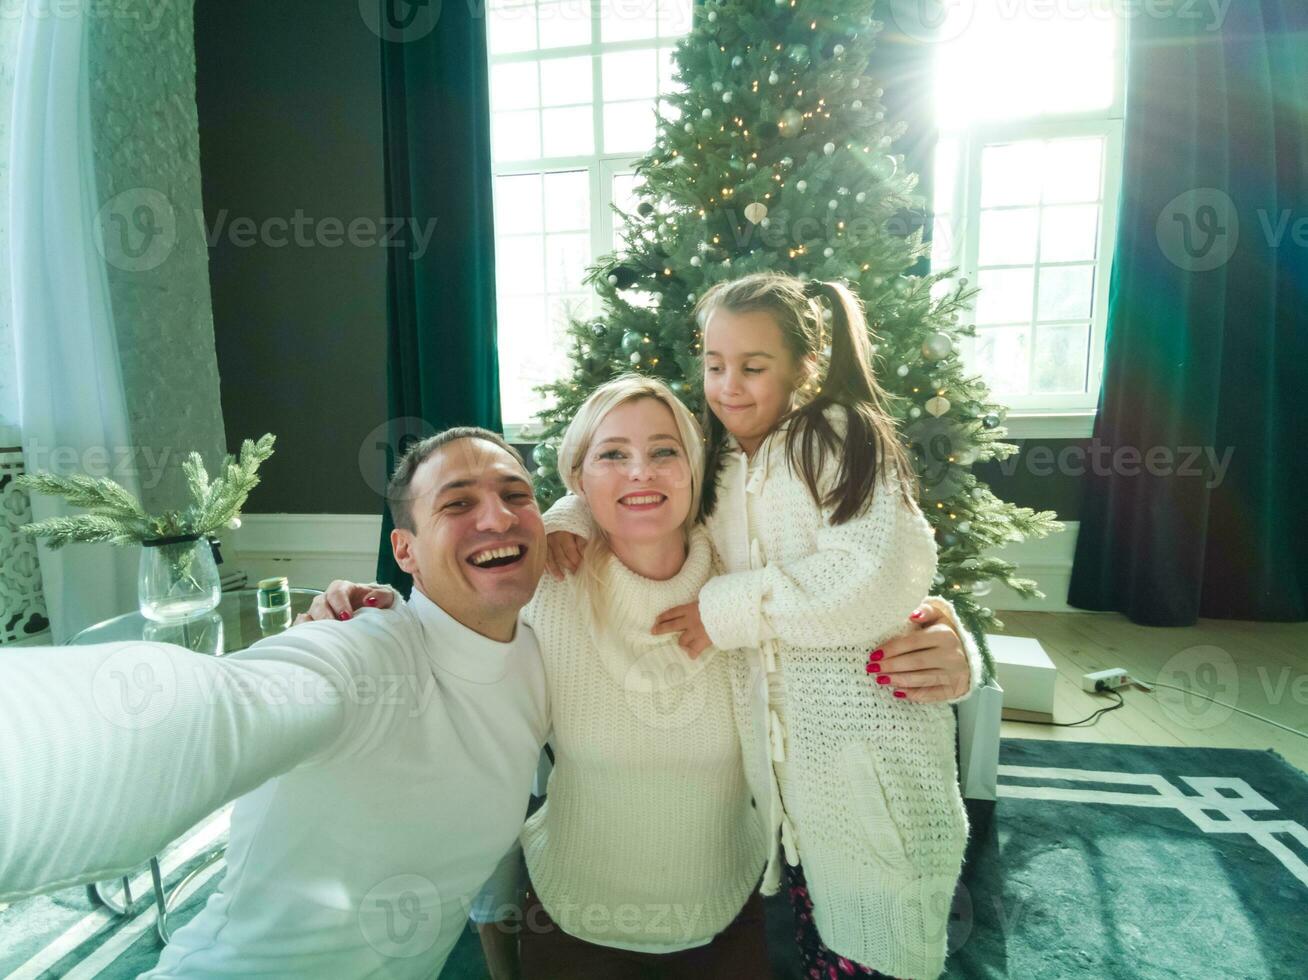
[1143, 679, 1308, 739]
[1022, 685, 1125, 728]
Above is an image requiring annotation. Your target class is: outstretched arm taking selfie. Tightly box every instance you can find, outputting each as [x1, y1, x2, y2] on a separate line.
[0, 622, 371, 901]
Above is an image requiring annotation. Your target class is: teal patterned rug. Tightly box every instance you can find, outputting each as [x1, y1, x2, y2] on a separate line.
[3, 739, 1304, 978]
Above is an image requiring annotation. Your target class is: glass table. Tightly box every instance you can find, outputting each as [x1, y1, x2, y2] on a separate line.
[67, 588, 320, 943]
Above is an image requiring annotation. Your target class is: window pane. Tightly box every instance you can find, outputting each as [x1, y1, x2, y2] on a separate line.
[543, 170, 590, 231]
[497, 293, 549, 423]
[603, 49, 659, 102]
[493, 109, 541, 160]
[549, 294, 593, 334]
[935, 1, 1117, 126]
[494, 174, 544, 235]
[1043, 138, 1104, 204]
[656, 0, 694, 37]
[544, 232, 591, 292]
[932, 138, 959, 217]
[496, 236, 546, 293]
[540, 56, 592, 106]
[538, 0, 591, 49]
[491, 62, 539, 111]
[611, 172, 643, 213]
[981, 142, 1042, 208]
[976, 267, 1034, 325]
[488, 4, 537, 55]
[978, 208, 1038, 266]
[604, 99, 657, 153]
[601, 0, 658, 43]
[658, 46, 683, 93]
[1032, 324, 1090, 394]
[1036, 18, 1117, 115]
[1040, 205, 1100, 263]
[930, 213, 956, 270]
[657, 97, 682, 125]
[973, 326, 1030, 396]
[1037, 264, 1095, 321]
[541, 105, 593, 156]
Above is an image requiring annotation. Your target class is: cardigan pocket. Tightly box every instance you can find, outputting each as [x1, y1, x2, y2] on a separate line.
[837, 739, 920, 879]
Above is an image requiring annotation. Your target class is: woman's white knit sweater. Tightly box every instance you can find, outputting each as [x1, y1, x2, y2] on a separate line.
[519, 522, 769, 952]
[698, 404, 979, 980]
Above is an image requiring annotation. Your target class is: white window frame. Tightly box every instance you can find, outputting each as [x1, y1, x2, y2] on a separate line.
[488, 5, 687, 439]
[495, 154, 642, 442]
[931, 16, 1128, 440]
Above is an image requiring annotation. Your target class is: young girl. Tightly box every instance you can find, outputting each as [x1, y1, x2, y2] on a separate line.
[547, 273, 982, 979]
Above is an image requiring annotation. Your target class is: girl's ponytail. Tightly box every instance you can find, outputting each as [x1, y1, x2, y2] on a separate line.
[789, 278, 917, 524]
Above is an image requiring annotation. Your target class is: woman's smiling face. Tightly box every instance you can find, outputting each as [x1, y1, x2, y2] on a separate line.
[577, 396, 693, 545]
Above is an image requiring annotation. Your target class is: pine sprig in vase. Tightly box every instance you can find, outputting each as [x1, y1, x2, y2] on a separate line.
[18, 434, 276, 621]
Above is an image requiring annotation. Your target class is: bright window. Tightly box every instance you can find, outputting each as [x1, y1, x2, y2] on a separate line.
[929, 0, 1126, 431]
[488, 0, 693, 434]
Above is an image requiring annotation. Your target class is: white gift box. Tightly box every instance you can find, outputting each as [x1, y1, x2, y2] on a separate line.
[988, 633, 1057, 722]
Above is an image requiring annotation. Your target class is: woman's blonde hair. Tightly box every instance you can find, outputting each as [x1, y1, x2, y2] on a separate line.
[555, 373, 705, 637]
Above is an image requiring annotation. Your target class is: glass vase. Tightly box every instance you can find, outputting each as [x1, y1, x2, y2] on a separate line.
[139, 535, 222, 623]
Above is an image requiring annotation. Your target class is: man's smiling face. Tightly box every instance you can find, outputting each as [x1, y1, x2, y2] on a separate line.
[390, 437, 545, 641]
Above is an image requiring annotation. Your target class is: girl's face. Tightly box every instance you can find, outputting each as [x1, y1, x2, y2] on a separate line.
[577, 397, 693, 545]
[703, 307, 807, 454]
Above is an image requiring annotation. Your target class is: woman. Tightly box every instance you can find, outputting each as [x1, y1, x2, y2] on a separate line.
[306, 376, 976, 978]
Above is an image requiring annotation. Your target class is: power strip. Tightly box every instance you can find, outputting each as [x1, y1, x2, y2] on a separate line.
[1081, 668, 1131, 693]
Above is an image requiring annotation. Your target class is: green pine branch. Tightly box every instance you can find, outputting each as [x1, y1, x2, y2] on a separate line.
[17, 433, 276, 547]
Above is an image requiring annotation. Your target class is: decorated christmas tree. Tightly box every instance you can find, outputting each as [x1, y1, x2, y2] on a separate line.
[531, 0, 1063, 676]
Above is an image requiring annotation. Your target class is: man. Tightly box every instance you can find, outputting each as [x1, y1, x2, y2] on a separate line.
[0, 428, 550, 977]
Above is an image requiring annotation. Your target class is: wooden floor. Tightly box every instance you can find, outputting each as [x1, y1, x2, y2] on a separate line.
[994, 610, 1308, 775]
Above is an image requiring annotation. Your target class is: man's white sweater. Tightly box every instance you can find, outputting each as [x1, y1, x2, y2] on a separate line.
[0, 589, 548, 978]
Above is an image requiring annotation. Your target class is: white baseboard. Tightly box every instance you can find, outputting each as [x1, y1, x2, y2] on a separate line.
[980, 520, 1080, 613]
[223, 514, 383, 592]
[223, 515, 1081, 611]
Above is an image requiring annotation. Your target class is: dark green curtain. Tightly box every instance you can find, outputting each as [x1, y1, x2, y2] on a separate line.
[374, 1, 502, 593]
[1068, 2, 1308, 625]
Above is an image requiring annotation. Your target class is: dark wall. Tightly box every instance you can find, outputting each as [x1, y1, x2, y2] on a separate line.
[195, 0, 389, 514]
[974, 439, 1089, 521]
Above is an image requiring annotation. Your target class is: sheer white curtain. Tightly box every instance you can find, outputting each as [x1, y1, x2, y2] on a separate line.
[10, 8, 139, 641]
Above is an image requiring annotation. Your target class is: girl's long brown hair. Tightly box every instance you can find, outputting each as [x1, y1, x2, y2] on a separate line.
[695, 273, 917, 525]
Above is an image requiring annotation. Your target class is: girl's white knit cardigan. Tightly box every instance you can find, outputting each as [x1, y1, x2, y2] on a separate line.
[699, 403, 980, 979]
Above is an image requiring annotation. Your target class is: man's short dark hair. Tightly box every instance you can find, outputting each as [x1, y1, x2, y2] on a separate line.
[386, 426, 530, 532]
